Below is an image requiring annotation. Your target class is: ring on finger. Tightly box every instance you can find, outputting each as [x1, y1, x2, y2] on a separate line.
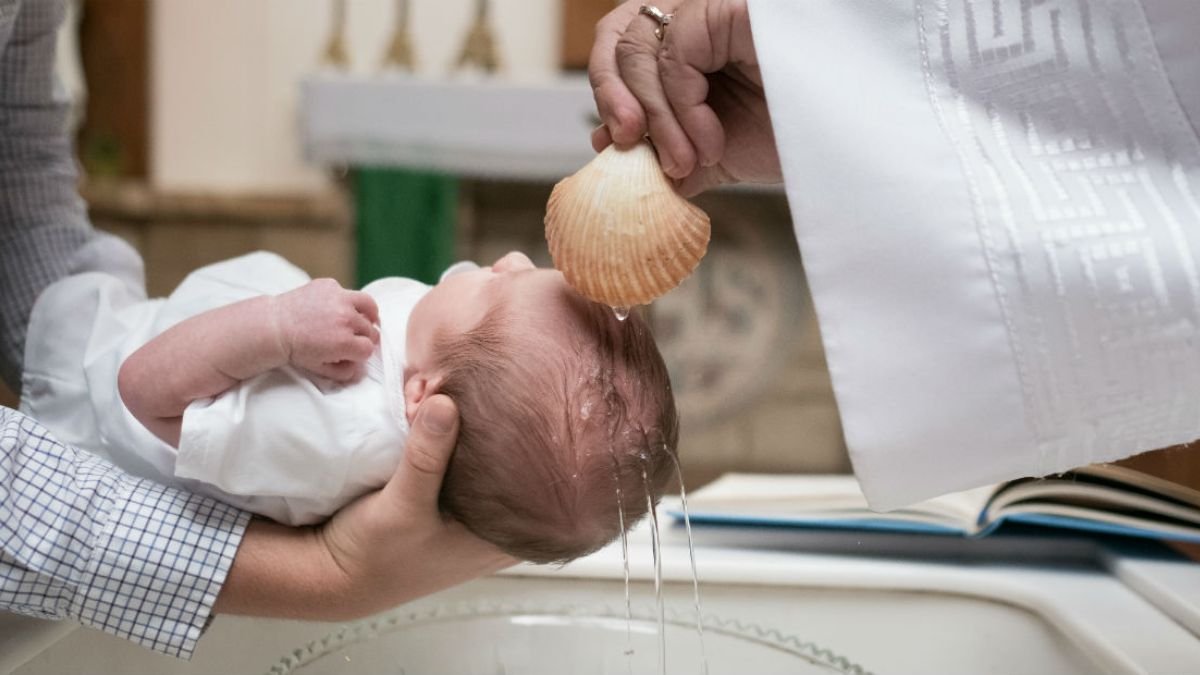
[638, 4, 674, 41]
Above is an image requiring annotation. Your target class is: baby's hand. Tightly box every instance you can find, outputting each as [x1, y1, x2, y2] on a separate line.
[272, 279, 380, 382]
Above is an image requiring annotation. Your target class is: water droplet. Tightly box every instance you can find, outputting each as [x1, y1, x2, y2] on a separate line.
[611, 445, 634, 675]
[668, 450, 709, 674]
[642, 465, 666, 675]
[612, 305, 631, 321]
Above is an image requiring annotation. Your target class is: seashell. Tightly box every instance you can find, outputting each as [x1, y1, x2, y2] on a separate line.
[544, 141, 711, 307]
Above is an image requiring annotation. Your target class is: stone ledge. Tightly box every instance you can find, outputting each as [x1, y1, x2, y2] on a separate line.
[81, 181, 352, 231]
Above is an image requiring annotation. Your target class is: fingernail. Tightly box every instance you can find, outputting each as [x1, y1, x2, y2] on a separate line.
[421, 399, 455, 433]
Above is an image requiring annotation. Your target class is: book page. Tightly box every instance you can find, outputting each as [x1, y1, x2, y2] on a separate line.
[987, 479, 1200, 528]
[980, 445, 1200, 536]
[677, 474, 996, 533]
[1080, 446, 1200, 509]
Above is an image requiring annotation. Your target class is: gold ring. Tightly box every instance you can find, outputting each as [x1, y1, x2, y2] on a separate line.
[638, 4, 674, 41]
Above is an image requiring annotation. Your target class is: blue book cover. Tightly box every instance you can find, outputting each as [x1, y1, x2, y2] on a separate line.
[668, 467, 1200, 545]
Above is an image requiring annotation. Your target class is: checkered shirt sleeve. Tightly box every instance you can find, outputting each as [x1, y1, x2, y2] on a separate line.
[1, 407, 251, 658]
[0, 0, 100, 389]
[1, 1, 254, 658]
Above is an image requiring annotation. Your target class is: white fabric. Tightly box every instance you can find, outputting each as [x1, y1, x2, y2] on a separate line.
[20, 252, 475, 525]
[748, 0, 1200, 509]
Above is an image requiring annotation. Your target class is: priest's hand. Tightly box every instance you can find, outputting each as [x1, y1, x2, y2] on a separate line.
[214, 395, 516, 620]
[588, 0, 781, 196]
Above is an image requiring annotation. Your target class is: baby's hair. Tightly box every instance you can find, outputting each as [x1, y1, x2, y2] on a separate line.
[434, 295, 678, 564]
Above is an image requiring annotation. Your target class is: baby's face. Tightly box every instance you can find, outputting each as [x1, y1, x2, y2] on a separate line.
[404, 252, 587, 418]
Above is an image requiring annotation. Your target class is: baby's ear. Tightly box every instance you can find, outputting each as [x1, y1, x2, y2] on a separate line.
[402, 372, 445, 425]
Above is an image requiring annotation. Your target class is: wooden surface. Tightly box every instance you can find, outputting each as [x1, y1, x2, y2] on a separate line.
[1116, 442, 1200, 495]
[1171, 541, 1200, 562]
[80, 181, 354, 296]
[1121, 444, 1200, 562]
[561, 0, 614, 70]
[78, 0, 149, 178]
[81, 181, 351, 227]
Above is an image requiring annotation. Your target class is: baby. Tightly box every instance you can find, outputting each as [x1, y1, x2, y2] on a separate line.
[20, 250, 678, 564]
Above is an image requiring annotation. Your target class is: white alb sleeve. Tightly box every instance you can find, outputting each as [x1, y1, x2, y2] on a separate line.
[750, 0, 1200, 509]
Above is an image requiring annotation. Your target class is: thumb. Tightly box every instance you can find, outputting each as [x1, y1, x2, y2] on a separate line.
[675, 164, 735, 197]
[382, 394, 460, 511]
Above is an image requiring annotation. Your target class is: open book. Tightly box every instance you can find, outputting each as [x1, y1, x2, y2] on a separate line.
[671, 452, 1200, 544]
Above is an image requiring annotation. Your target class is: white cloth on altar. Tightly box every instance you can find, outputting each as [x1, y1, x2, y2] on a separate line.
[748, 0, 1200, 509]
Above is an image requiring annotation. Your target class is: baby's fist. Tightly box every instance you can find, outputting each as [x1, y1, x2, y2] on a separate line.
[272, 279, 380, 382]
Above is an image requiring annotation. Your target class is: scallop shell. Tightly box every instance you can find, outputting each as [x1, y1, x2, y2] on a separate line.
[544, 141, 711, 307]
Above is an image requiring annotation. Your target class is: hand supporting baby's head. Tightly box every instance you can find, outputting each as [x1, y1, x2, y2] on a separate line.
[407, 258, 677, 564]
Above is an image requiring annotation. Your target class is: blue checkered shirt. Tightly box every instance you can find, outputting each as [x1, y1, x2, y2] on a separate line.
[1, 0, 251, 658]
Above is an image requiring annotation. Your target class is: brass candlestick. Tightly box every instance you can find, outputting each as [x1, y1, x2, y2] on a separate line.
[381, 0, 416, 70]
[321, 0, 350, 69]
[455, 0, 501, 73]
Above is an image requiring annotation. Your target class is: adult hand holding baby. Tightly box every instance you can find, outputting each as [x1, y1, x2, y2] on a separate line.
[215, 394, 516, 619]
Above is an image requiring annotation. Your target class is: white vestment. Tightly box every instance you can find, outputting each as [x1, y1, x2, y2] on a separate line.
[748, 0, 1200, 509]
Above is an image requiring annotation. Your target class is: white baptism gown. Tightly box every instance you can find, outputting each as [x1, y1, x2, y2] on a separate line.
[21, 252, 476, 525]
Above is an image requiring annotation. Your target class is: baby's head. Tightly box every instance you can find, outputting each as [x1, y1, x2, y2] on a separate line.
[404, 252, 678, 564]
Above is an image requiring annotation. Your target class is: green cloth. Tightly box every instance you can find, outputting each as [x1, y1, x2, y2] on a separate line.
[354, 168, 458, 286]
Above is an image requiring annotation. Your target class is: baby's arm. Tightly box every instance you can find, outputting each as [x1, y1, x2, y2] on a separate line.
[118, 279, 380, 447]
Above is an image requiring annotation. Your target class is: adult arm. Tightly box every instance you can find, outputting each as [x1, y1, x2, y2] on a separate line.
[2, 395, 513, 658]
[1, 2, 509, 656]
[0, 1, 248, 659]
[0, 0, 100, 389]
[588, 0, 780, 195]
[0, 405, 250, 658]
[118, 279, 380, 446]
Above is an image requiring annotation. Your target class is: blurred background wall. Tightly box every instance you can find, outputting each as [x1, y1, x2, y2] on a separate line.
[151, 0, 561, 193]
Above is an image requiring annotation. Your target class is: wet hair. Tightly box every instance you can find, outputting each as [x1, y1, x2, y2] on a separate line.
[433, 294, 678, 565]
